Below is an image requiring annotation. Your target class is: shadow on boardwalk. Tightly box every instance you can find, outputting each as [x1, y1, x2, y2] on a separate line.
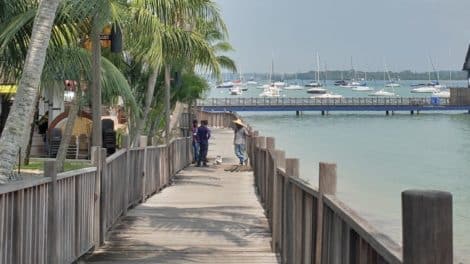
[84, 129, 279, 263]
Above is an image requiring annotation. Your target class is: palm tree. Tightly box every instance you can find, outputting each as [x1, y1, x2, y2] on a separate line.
[0, 0, 61, 181]
[127, 0, 230, 144]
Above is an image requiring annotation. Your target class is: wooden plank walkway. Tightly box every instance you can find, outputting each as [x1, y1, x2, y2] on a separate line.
[84, 128, 279, 263]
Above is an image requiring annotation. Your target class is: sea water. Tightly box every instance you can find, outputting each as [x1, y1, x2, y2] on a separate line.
[207, 80, 469, 261]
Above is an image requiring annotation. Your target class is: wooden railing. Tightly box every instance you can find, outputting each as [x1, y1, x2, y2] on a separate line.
[0, 136, 192, 264]
[248, 134, 453, 264]
[197, 97, 451, 107]
[197, 110, 453, 264]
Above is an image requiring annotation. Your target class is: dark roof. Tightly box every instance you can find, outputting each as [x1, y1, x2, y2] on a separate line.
[463, 44, 470, 71]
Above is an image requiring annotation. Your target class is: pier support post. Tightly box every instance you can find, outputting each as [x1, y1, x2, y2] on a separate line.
[410, 110, 414, 115]
[417, 110, 420, 115]
[315, 162, 337, 264]
[321, 111, 325, 116]
[402, 190, 453, 264]
[386, 110, 389, 116]
[296, 111, 300, 116]
[392, 111, 395, 115]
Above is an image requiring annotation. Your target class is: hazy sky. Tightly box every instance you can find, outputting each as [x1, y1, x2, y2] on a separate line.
[216, 0, 470, 73]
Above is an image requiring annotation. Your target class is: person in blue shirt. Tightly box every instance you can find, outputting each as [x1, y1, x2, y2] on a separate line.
[196, 120, 211, 167]
[191, 119, 199, 164]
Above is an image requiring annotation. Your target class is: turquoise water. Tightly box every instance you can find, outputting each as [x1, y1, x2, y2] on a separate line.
[207, 80, 469, 261]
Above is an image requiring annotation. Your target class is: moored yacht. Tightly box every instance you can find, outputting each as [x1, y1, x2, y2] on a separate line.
[306, 87, 327, 94]
[259, 85, 281, 97]
[229, 86, 242, 95]
[352, 85, 373, 91]
[311, 93, 343, 99]
[369, 89, 397, 97]
[216, 81, 234, 88]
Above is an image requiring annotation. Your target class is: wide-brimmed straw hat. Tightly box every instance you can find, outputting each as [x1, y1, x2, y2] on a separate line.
[232, 119, 246, 127]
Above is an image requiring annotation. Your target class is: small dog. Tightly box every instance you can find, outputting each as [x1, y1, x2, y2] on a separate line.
[215, 155, 223, 165]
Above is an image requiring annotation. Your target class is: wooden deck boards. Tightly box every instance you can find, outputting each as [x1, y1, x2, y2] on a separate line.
[84, 129, 279, 263]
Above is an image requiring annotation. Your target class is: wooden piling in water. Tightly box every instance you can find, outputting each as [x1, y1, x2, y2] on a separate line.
[402, 190, 453, 264]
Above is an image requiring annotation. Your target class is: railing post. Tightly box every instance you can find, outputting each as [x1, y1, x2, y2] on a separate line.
[249, 131, 259, 168]
[265, 137, 276, 219]
[272, 150, 285, 253]
[285, 158, 299, 264]
[91, 147, 102, 246]
[122, 136, 130, 215]
[315, 162, 337, 264]
[402, 190, 453, 264]
[45, 160, 59, 264]
[140, 136, 148, 202]
[255, 136, 266, 195]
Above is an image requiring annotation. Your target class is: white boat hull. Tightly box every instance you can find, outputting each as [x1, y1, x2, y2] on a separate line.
[352, 86, 373, 91]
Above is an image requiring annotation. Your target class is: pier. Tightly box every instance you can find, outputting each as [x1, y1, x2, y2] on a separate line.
[197, 97, 470, 113]
[0, 111, 454, 263]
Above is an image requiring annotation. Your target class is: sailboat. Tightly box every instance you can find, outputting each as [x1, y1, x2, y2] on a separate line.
[306, 53, 323, 88]
[260, 60, 281, 97]
[352, 72, 373, 91]
[412, 57, 447, 93]
[369, 66, 397, 97]
[285, 72, 303, 90]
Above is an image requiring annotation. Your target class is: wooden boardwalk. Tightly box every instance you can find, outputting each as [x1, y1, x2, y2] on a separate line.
[84, 129, 279, 263]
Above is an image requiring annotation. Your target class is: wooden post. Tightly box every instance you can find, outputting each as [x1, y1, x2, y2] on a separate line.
[45, 161, 58, 264]
[98, 148, 107, 244]
[286, 158, 299, 178]
[266, 137, 275, 151]
[272, 150, 285, 252]
[315, 162, 337, 264]
[275, 150, 286, 170]
[140, 136, 148, 202]
[91, 147, 101, 246]
[123, 137, 131, 215]
[255, 136, 266, 195]
[285, 158, 299, 263]
[402, 190, 453, 264]
[249, 131, 259, 168]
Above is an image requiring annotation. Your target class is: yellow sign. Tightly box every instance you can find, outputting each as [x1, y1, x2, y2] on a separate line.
[0, 84, 17, 94]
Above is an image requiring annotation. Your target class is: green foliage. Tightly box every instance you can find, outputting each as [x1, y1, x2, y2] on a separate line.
[172, 72, 209, 103]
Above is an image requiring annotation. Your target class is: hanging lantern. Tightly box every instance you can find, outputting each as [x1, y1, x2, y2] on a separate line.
[100, 24, 112, 48]
[110, 24, 123, 53]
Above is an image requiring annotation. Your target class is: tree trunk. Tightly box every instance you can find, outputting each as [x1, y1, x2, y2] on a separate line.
[0, 0, 61, 182]
[164, 65, 171, 143]
[147, 112, 163, 146]
[168, 101, 186, 135]
[55, 91, 81, 173]
[91, 15, 102, 147]
[23, 96, 40, 165]
[133, 67, 159, 146]
[0, 96, 12, 137]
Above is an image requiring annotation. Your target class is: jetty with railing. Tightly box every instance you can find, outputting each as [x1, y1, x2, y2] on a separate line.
[0, 110, 454, 263]
[197, 94, 470, 115]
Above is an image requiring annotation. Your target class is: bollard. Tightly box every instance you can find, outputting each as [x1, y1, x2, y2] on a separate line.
[402, 190, 453, 264]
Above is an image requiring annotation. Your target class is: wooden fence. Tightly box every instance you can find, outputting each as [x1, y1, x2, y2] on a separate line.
[198, 110, 453, 264]
[0, 136, 192, 264]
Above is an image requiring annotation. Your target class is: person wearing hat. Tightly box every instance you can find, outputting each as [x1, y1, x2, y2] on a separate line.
[233, 119, 250, 165]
